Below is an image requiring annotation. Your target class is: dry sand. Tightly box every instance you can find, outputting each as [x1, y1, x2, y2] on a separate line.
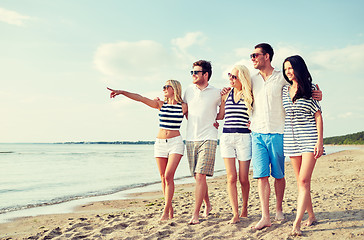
[1, 148, 363, 240]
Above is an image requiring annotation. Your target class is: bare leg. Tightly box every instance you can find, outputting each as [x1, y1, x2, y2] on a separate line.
[274, 177, 285, 220]
[224, 158, 239, 224]
[238, 160, 251, 218]
[156, 157, 168, 220]
[156, 154, 182, 221]
[290, 156, 317, 227]
[202, 183, 212, 218]
[290, 154, 317, 234]
[304, 193, 317, 226]
[189, 173, 208, 224]
[253, 176, 272, 230]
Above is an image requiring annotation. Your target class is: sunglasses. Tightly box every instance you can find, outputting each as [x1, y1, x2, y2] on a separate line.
[163, 85, 172, 90]
[250, 53, 264, 59]
[190, 70, 205, 75]
[228, 73, 238, 80]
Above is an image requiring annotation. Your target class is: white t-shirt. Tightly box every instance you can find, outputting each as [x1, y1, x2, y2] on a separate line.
[183, 84, 221, 141]
[250, 69, 288, 134]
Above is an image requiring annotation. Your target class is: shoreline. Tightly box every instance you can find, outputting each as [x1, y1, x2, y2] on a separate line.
[0, 144, 359, 222]
[1, 148, 363, 239]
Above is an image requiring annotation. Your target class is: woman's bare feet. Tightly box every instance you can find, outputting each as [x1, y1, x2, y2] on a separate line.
[160, 206, 173, 221]
[251, 217, 271, 230]
[304, 217, 317, 226]
[160, 213, 169, 221]
[169, 206, 174, 219]
[290, 221, 302, 236]
[188, 215, 200, 225]
[240, 207, 248, 218]
[202, 205, 212, 218]
[228, 215, 240, 224]
[289, 229, 302, 236]
[275, 211, 285, 221]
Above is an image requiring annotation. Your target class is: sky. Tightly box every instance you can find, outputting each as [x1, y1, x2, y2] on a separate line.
[0, 0, 363, 143]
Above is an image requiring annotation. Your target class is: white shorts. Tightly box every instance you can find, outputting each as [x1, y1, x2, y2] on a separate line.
[154, 135, 184, 158]
[220, 133, 252, 161]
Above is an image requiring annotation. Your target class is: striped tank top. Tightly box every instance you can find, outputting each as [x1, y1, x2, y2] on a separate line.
[159, 102, 183, 130]
[223, 88, 250, 133]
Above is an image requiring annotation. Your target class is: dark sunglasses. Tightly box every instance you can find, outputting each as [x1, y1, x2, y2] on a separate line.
[190, 70, 205, 75]
[228, 73, 238, 80]
[163, 85, 172, 90]
[250, 53, 264, 59]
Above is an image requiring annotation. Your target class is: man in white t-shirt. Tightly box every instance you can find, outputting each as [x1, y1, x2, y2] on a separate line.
[183, 60, 223, 224]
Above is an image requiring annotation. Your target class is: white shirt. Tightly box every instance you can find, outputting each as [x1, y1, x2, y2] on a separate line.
[250, 69, 288, 134]
[183, 84, 221, 141]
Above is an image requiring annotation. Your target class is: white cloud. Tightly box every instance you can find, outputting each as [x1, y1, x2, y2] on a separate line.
[0, 7, 31, 26]
[272, 45, 302, 69]
[310, 43, 364, 72]
[170, 32, 209, 67]
[94, 33, 211, 88]
[338, 112, 353, 119]
[94, 40, 174, 83]
[171, 32, 207, 51]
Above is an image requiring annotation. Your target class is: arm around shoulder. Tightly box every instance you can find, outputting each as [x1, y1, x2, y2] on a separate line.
[216, 94, 227, 120]
[182, 102, 188, 116]
[312, 84, 322, 101]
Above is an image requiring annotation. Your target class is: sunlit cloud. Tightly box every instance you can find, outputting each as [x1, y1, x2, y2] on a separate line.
[171, 32, 207, 51]
[94, 40, 174, 83]
[338, 112, 353, 119]
[310, 43, 364, 72]
[0, 7, 31, 26]
[94, 33, 210, 88]
[171, 32, 208, 65]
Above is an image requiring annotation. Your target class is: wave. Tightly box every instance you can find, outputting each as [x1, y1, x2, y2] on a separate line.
[0, 179, 163, 215]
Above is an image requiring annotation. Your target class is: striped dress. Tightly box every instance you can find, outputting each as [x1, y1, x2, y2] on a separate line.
[159, 102, 183, 130]
[223, 88, 250, 133]
[282, 84, 323, 156]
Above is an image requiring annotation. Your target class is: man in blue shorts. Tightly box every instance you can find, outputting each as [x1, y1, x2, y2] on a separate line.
[249, 43, 322, 230]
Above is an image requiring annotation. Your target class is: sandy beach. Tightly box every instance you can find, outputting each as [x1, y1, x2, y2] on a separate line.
[1, 147, 363, 240]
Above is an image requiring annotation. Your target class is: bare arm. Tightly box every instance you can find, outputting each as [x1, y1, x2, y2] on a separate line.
[216, 95, 226, 120]
[182, 102, 188, 119]
[314, 110, 324, 159]
[107, 87, 161, 109]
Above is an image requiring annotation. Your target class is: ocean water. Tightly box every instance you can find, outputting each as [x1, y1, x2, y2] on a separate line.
[0, 143, 358, 223]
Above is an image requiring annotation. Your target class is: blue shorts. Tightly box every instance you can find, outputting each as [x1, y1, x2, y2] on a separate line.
[251, 132, 285, 179]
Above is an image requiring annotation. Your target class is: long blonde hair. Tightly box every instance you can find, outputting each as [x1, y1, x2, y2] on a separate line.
[234, 65, 253, 115]
[164, 79, 183, 103]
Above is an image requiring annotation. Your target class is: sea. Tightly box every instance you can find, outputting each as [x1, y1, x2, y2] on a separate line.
[0, 143, 358, 223]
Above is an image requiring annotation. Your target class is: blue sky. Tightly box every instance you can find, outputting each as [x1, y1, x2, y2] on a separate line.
[0, 0, 363, 143]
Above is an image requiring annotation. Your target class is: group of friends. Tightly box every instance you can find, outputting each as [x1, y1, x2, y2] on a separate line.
[107, 43, 324, 236]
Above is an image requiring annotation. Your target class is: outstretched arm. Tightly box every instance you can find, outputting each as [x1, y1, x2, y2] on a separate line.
[312, 84, 322, 101]
[107, 87, 161, 109]
[314, 110, 324, 159]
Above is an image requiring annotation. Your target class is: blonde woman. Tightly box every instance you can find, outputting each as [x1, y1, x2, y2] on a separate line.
[107, 80, 187, 221]
[217, 65, 253, 224]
